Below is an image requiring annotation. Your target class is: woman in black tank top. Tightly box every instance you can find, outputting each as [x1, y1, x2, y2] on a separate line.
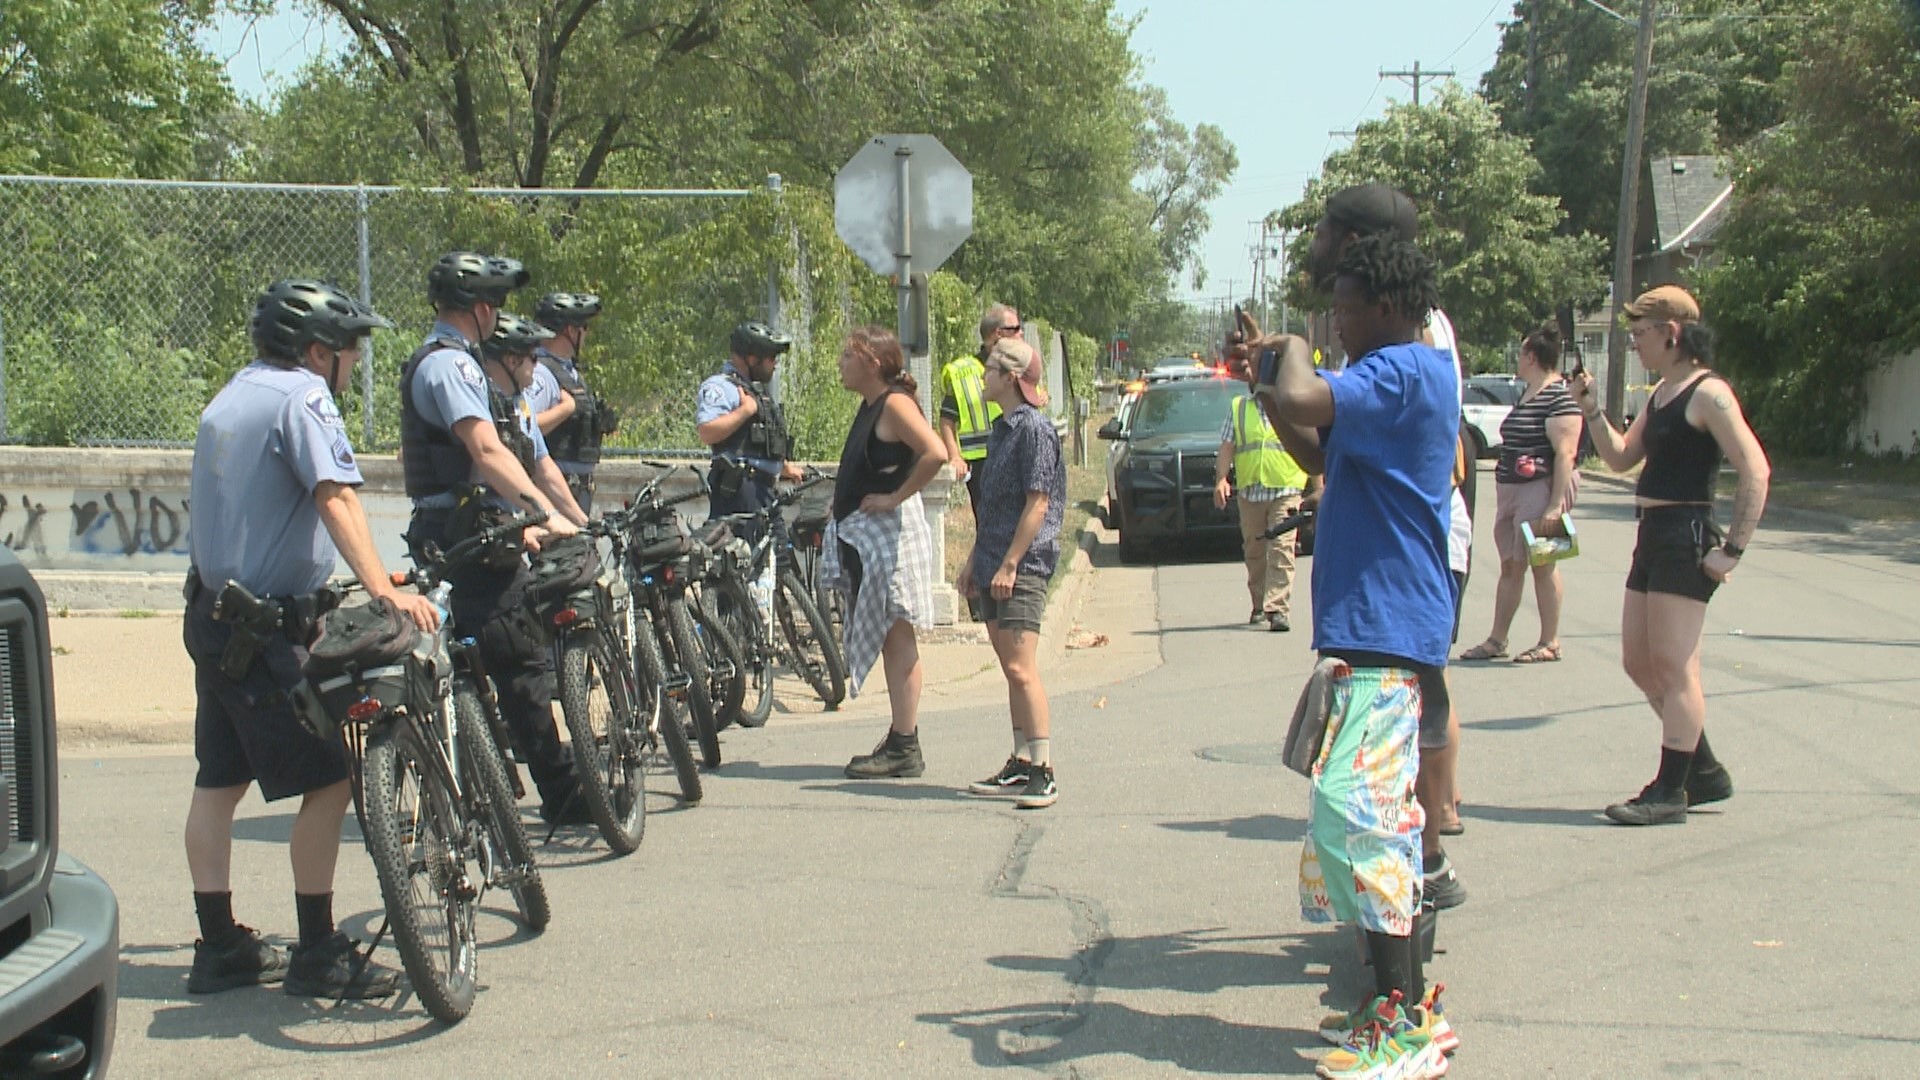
[1570, 286, 1771, 827]
[830, 327, 950, 781]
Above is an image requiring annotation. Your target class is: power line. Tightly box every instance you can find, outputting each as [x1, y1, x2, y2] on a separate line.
[1439, 0, 1504, 67]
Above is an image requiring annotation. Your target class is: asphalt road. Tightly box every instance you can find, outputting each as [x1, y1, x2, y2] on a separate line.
[62, 477, 1919, 1077]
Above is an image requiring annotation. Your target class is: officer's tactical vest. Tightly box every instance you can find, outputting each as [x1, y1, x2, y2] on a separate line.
[537, 352, 604, 466]
[710, 372, 793, 515]
[399, 339, 537, 499]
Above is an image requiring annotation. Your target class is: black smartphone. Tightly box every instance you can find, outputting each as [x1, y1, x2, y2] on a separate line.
[1257, 348, 1282, 386]
[1569, 353, 1587, 379]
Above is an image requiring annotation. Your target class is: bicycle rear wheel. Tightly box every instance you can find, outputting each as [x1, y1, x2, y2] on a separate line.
[362, 719, 479, 1024]
[633, 610, 703, 804]
[453, 681, 551, 930]
[556, 632, 646, 854]
[665, 595, 723, 768]
[705, 580, 774, 728]
[776, 567, 848, 709]
[690, 592, 745, 731]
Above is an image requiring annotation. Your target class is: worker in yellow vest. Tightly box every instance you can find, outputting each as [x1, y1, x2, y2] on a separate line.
[939, 303, 1017, 514]
[1214, 359, 1310, 632]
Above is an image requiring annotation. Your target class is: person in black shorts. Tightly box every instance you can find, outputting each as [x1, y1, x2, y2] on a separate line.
[1572, 286, 1772, 825]
[183, 281, 439, 998]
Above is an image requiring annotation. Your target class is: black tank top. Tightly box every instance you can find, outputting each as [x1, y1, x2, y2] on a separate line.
[833, 387, 918, 520]
[1636, 372, 1721, 504]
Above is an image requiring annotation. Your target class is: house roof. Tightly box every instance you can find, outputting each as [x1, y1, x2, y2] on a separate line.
[1648, 155, 1732, 252]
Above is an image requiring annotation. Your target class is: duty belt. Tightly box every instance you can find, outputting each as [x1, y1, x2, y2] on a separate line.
[183, 570, 333, 643]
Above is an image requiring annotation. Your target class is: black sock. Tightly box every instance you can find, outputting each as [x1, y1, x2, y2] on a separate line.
[1654, 746, 1695, 796]
[295, 892, 334, 950]
[1408, 908, 1426, 1006]
[1422, 850, 1446, 875]
[1691, 731, 1720, 772]
[194, 890, 237, 945]
[1366, 930, 1417, 1004]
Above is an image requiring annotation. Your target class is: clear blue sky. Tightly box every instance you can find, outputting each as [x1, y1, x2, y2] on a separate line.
[203, 2, 1512, 303]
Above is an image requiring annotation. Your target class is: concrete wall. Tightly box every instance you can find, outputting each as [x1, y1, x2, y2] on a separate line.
[0, 448, 957, 618]
[1855, 349, 1920, 457]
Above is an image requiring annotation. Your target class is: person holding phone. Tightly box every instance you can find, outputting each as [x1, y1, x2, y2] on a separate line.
[1573, 286, 1770, 826]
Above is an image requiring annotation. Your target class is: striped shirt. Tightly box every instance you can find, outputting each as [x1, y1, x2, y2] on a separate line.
[1495, 379, 1582, 484]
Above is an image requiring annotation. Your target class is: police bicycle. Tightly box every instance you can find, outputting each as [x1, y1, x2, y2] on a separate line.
[297, 513, 550, 1025]
[602, 465, 738, 778]
[700, 458, 848, 715]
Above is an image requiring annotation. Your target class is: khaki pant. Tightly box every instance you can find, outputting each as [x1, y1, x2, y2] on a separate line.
[1238, 492, 1302, 617]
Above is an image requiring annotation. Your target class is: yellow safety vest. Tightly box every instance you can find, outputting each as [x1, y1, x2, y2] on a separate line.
[943, 355, 1002, 461]
[1232, 396, 1307, 492]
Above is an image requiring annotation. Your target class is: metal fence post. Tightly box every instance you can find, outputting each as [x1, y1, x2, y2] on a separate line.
[0, 307, 9, 442]
[355, 185, 376, 447]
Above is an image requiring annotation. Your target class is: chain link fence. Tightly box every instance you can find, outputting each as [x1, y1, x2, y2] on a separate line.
[0, 174, 810, 452]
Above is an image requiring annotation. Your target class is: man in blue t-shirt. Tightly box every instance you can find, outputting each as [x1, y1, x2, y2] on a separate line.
[1239, 234, 1460, 1071]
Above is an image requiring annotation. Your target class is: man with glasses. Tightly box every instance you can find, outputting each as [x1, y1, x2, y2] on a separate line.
[938, 304, 1019, 514]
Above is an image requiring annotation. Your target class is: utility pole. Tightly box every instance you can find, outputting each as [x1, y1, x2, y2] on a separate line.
[1604, 0, 1659, 422]
[1380, 60, 1455, 107]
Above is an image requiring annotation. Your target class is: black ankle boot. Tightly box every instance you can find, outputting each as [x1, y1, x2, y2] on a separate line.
[844, 730, 925, 779]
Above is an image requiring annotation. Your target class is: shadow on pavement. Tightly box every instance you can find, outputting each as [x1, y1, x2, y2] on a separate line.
[1460, 802, 1609, 828]
[1159, 814, 1306, 844]
[232, 814, 364, 846]
[717, 761, 848, 783]
[801, 780, 971, 802]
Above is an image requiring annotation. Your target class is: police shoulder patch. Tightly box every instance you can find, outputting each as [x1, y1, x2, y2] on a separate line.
[452, 353, 485, 388]
[698, 379, 732, 409]
[304, 388, 345, 428]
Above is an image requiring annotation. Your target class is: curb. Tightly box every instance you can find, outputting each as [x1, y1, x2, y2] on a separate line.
[1039, 519, 1102, 665]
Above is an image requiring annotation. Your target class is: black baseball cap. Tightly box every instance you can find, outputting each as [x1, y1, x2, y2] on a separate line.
[1323, 184, 1419, 243]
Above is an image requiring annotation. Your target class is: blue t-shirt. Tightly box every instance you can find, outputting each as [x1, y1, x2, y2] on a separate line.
[526, 353, 565, 417]
[190, 362, 365, 597]
[1312, 341, 1460, 667]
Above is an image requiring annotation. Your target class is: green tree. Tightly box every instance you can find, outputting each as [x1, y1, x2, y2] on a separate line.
[0, 0, 248, 177]
[1700, 0, 1920, 455]
[1135, 84, 1239, 291]
[1480, 0, 1796, 252]
[1272, 87, 1604, 365]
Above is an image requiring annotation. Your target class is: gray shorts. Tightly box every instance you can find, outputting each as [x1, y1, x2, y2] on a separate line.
[970, 571, 1048, 633]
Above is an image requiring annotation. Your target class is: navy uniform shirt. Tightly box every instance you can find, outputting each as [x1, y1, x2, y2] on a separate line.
[189, 361, 364, 597]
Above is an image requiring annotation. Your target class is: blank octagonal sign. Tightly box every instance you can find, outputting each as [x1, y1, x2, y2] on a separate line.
[834, 134, 973, 275]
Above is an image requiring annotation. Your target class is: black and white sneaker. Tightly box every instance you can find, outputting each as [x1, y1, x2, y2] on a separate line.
[968, 756, 1032, 797]
[1016, 765, 1058, 810]
[1422, 855, 1468, 910]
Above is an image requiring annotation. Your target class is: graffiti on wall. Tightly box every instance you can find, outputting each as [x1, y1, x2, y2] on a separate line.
[0, 488, 194, 564]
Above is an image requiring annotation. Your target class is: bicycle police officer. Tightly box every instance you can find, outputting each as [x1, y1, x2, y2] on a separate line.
[184, 280, 438, 1000]
[399, 251, 587, 825]
[527, 291, 614, 513]
[482, 312, 589, 526]
[696, 321, 804, 538]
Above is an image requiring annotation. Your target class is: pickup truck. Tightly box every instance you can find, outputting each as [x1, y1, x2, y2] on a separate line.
[0, 549, 119, 1078]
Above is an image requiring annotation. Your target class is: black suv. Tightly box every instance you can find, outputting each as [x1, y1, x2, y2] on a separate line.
[1098, 375, 1243, 563]
[0, 549, 119, 1077]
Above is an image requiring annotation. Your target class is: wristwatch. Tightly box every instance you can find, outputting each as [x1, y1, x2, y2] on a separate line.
[1721, 541, 1745, 559]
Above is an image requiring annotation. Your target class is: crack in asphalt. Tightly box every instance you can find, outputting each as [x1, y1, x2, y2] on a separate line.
[984, 819, 1116, 1075]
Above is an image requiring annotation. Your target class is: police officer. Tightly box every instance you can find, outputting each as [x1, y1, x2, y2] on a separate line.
[482, 312, 589, 527]
[696, 321, 804, 537]
[400, 251, 586, 825]
[527, 292, 613, 513]
[184, 280, 438, 1000]
[938, 304, 1017, 514]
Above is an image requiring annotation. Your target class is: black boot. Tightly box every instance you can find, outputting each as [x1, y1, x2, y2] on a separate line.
[845, 729, 924, 779]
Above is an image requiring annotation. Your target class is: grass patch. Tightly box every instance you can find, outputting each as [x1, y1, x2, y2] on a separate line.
[118, 608, 156, 619]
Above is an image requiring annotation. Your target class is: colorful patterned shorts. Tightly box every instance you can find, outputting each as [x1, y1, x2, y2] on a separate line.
[1299, 665, 1425, 936]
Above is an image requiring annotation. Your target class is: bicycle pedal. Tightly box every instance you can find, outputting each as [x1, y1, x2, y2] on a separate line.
[663, 672, 693, 694]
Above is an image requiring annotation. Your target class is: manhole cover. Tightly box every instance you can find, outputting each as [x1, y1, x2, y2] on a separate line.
[1196, 743, 1283, 766]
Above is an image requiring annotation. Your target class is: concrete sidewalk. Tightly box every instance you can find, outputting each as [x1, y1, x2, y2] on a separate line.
[51, 525, 1157, 749]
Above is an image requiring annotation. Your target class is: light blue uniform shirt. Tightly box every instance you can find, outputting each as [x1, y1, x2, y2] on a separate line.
[410, 323, 548, 509]
[695, 363, 746, 425]
[528, 349, 589, 475]
[189, 361, 364, 597]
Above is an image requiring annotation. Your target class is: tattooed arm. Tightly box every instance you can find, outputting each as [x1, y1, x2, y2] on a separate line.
[1694, 375, 1771, 552]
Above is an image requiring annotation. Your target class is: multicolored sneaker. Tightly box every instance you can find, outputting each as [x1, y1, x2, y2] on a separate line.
[1317, 999, 1375, 1045]
[1422, 983, 1460, 1057]
[1316, 992, 1448, 1079]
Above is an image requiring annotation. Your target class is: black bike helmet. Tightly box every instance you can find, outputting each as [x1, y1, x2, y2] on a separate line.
[729, 321, 792, 359]
[427, 251, 531, 309]
[250, 279, 392, 361]
[535, 292, 602, 327]
[481, 313, 556, 359]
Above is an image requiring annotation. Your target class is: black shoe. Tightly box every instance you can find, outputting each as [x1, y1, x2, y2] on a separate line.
[1016, 765, 1058, 810]
[1267, 613, 1290, 633]
[1422, 856, 1468, 910]
[284, 932, 401, 1000]
[187, 925, 286, 994]
[540, 786, 594, 826]
[1247, 610, 1264, 626]
[845, 731, 924, 779]
[1604, 783, 1688, 826]
[1685, 764, 1734, 807]
[968, 755, 1031, 796]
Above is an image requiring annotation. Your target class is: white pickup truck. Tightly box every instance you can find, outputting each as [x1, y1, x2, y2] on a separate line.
[1461, 374, 1525, 460]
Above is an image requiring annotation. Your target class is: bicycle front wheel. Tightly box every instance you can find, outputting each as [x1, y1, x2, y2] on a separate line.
[705, 579, 774, 728]
[633, 610, 702, 804]
[557, 632, 646, 854]
[453, 681, 551, 930]
[690, 592, 746, 731]
[362, 720, 479, 1023]
[776, 567, 848, 709]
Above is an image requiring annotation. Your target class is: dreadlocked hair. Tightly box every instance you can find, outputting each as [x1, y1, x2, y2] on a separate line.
[1334, 234, 1439, 326]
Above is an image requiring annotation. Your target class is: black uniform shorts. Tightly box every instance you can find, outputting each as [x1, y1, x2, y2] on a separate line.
[1626, 505, 1721, 603]
[184, 610, 349, 801]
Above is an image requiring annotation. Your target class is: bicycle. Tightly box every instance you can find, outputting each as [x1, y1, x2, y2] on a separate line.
[701, 459, 848, 717]
[525, 533, 646, 853]
[299, 513, 550, 1024]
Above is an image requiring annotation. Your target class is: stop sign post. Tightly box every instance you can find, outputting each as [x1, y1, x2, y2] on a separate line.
[835, 135, 973, 417]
